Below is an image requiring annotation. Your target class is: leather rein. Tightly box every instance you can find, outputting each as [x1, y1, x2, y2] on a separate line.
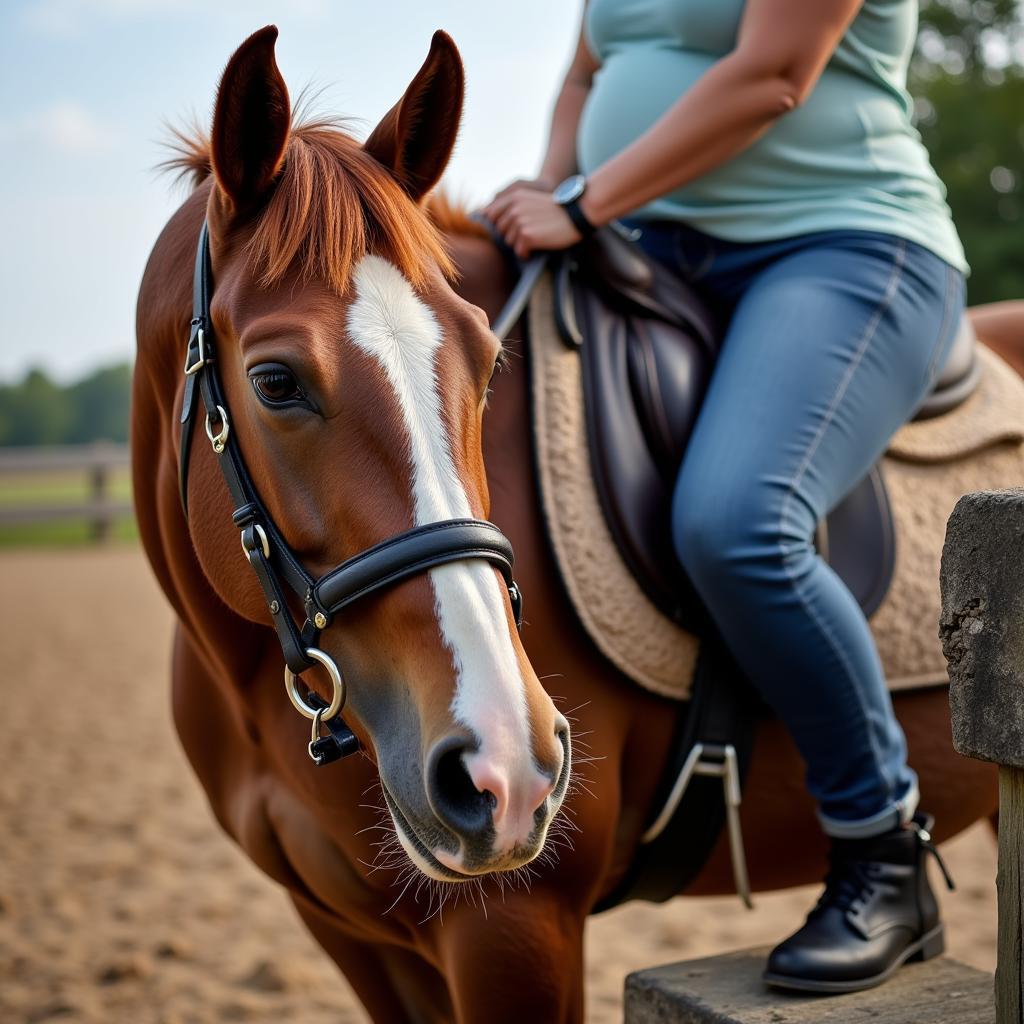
[177, 221, 523, 765]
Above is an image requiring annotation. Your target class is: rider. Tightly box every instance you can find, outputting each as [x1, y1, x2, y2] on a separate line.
[485, 0, 965, 994]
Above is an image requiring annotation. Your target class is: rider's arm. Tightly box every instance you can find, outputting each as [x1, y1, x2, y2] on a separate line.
[579, 0, 863, 226]
[537, 22, 601, 188]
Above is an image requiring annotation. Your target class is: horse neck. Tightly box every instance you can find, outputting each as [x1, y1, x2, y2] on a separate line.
[133, 186, 269, 688]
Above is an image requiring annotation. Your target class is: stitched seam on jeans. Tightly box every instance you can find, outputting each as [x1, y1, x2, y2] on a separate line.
[778, 238, 908, 808]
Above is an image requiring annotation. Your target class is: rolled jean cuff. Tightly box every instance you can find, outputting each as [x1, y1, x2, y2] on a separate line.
[817, 779, 920, 839]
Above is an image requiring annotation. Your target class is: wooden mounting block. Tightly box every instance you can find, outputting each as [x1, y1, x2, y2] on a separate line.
[624, 947, 994, 1023]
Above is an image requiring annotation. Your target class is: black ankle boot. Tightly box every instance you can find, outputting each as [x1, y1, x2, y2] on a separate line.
[762, 812, 955, 994]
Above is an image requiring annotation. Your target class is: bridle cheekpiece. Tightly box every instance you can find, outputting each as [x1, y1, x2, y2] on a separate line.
[177, 221, 523, 765]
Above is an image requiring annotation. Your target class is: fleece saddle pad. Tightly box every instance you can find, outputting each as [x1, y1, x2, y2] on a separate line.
[527, 270, 1024, 700]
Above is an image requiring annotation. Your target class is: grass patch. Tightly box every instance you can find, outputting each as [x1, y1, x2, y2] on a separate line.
[0, 518, 138, 548]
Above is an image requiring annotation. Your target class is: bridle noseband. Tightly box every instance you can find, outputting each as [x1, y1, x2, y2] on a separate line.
[178, 221, 523, 765]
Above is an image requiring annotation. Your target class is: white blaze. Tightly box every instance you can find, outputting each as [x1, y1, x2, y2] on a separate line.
[346, 256, 536, 852]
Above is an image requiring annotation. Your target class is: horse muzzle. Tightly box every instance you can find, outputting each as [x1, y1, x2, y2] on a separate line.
[381, 721, 571, 881]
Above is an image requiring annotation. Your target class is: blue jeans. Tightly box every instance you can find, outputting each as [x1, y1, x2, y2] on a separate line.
[629, 221, 966, 837]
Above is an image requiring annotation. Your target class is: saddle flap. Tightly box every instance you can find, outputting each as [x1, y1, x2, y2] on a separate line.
[565, 228, 897, 633]
[626, 316, 711, 479]
[570, 235, 719, 628]
[573, 228, 720, 354]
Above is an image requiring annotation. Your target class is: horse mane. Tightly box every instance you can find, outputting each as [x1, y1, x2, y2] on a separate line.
[426, 191, 490, 241]
[160, 115, 454, 294]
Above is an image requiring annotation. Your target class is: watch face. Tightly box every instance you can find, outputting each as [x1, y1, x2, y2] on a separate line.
[553, 174, 586, 205]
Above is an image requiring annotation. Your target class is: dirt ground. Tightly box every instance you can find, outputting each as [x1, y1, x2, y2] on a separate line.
[0, 548, 998, 1024]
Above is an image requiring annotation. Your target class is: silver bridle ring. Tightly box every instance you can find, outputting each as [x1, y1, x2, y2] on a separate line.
[284, 647, 345, 722]
[205, 404, 230, 453]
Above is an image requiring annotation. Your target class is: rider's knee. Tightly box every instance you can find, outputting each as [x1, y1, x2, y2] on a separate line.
[672, 477, 817, 593]
[671, 489, 751, 588]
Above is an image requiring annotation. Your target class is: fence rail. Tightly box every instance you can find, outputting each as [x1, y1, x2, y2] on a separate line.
[0, 443, 133, 541]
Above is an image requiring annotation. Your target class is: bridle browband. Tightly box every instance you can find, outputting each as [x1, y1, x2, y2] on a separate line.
[178, 221, 523, 764]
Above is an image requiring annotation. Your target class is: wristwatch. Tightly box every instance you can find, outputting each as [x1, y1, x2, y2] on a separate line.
[553, 174, 597, 237]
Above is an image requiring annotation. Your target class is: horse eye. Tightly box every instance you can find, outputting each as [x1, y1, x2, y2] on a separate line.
[250, 368, 304, 406]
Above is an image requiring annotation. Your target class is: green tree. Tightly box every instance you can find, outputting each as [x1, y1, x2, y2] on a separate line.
[916, 0, 1022, 74]
[66, 363, 132, 444]
[913, 0, 1024, 303]
[0, 369, 72, 446]
[0, 362, 132, 447]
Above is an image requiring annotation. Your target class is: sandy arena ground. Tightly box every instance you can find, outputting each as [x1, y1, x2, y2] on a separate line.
[0, 548, 998, 1023]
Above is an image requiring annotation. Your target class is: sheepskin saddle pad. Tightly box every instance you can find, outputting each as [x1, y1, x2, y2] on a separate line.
[526, 269, 1024, 701]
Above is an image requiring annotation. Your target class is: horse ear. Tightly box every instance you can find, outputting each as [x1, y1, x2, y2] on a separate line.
[363, 30, 464, 203]
[211, 25, 290, 217]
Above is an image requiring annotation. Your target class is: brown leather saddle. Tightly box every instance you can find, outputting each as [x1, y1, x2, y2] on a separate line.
[550, 227, 981, 632]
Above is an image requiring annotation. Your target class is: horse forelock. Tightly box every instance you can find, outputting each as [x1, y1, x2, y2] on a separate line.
[160, 115, 454, 297]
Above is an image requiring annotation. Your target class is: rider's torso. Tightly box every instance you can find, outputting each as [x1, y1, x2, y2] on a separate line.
[577, 0, 966, 273]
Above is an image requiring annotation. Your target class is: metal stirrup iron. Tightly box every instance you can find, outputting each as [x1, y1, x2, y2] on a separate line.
[641, 743, 753, 908]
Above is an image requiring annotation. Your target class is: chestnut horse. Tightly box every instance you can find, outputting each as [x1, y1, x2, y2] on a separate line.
[134, 26, 1011, 1023]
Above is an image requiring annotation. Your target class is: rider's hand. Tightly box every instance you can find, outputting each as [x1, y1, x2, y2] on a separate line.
[483, 181, 582, 259]
[488, 176, 557, 203]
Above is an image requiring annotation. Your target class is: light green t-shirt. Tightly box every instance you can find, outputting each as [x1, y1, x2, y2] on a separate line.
[578, 0, 968, 272]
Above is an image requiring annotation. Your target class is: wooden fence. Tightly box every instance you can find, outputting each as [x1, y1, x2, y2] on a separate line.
[0, 443, 133, 541]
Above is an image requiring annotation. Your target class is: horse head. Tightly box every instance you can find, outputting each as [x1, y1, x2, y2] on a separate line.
[181, 26, 570, 881]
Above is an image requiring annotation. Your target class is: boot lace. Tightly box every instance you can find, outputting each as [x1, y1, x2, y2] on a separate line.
[917, 825, 956, 891]
[811, 824, 955, 919]
[810, 855, 878, 917]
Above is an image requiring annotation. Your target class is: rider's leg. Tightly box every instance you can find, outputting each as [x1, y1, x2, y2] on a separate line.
[670, 230, 964, 838]
[665, 229, 965, 991]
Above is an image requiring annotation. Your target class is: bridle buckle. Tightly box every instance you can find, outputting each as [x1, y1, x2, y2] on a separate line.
[184, 322, 208, 376]
[241, 523, 271, 561]
[204, 404, 230, 453]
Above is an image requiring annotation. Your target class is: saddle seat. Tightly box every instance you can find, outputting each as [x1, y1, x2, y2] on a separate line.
[557, 228, 981, 629]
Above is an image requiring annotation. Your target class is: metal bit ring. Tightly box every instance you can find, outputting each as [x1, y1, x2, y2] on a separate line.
[284, 647, 345, 722]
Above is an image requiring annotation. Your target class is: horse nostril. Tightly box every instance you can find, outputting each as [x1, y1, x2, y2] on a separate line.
[427, 740, 495, 837]
[438, 745, 494, 807]
[555, 717, 571, 767]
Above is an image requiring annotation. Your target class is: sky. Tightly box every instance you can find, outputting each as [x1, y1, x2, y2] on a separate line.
[0, 0, 581, 384]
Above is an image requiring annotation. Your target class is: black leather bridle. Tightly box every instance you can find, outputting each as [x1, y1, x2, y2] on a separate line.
[178, 221, 523, 764]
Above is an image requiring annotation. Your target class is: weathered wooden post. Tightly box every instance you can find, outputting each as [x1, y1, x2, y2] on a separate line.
[89, 445, 111, 542]
[940, 487, 1024, 1024]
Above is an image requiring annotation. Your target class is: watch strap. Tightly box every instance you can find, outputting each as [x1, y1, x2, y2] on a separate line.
[563, 197, 596, 237]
